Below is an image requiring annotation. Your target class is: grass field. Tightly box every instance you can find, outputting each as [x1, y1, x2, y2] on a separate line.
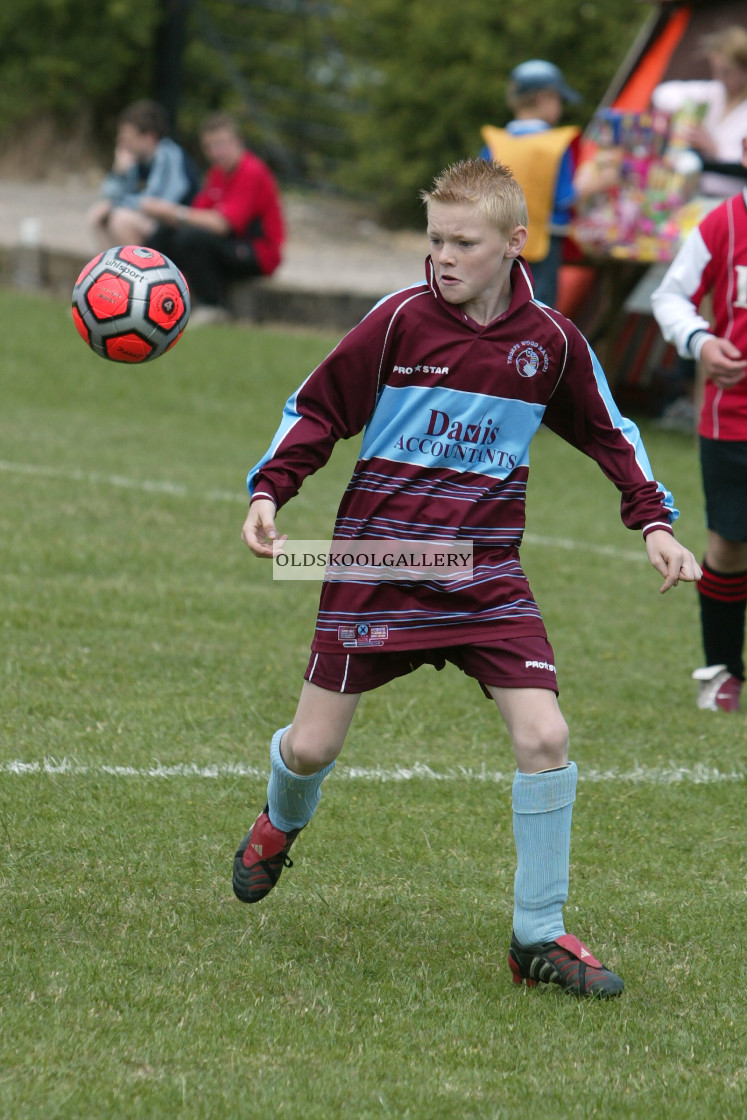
[1, 288, 745, 1119]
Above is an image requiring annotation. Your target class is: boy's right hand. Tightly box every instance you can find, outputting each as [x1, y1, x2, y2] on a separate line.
[700, 337, 747, 389]
[241, 499, 287, 558]
[112, 143, 136, 174]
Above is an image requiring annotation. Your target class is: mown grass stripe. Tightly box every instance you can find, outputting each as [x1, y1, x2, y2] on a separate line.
[1, 758, 742, 785]
[0, 459, 645, 561]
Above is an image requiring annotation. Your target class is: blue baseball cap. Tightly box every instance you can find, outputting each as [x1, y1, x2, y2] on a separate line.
[508, 59, 582, 104]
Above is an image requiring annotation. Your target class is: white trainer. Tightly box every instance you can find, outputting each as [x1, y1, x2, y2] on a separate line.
[692, 664, 742, 712]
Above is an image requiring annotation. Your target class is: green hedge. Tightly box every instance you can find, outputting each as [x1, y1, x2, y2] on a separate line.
[0, 0, 649, 223]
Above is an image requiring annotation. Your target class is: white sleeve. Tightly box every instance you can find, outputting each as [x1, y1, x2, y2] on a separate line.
[650, 229, 713, 360]
[651, 80, 718, 114]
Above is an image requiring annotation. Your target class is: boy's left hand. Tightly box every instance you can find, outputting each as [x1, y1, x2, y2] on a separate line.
[700, 337, 747, 389]
[645, 529, 702, 593]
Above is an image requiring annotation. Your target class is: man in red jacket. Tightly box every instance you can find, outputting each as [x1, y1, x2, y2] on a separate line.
[143, 112, 284, 325]
[233, 158, 701, 998]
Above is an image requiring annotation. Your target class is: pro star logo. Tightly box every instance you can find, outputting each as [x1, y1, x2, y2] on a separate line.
[392, 363, 450, 377]
[507, 340, 549, 378]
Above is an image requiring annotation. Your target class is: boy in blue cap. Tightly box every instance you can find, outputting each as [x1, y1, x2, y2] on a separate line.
[481, 60, 615, 305]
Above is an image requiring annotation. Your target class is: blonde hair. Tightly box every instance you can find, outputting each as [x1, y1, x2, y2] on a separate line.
[702, 25, 747, 72]
[420, 158, 528, 233]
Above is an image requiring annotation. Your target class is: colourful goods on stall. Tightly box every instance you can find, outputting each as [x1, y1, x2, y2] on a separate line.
[571, 106, 715, 263]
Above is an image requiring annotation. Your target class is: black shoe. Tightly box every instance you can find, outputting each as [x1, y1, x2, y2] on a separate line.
[508, 931, 624, 998]
[232, 804, 301, 903]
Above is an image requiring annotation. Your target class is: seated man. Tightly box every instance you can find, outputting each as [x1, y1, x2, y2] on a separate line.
[142, 112, 285, 325]
[88, 100, 198, 250]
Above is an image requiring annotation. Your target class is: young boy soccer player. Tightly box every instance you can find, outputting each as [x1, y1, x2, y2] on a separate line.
[233, 159, 701, 998]
[651, 136, 747, 713]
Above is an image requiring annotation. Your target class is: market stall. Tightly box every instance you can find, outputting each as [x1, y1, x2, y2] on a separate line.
[562, 0, 747, 405]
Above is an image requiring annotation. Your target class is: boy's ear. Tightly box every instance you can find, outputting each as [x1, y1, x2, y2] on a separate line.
[506, 225, 528, 258]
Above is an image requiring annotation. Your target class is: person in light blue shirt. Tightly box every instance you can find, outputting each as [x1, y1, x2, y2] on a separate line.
[88, 100, 198, 250]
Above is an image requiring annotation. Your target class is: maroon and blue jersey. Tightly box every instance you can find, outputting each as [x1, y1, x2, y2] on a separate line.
[249, 258, 677, 653]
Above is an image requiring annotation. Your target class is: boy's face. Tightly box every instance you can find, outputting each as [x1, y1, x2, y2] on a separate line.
[427, 202, 527, 320]
[535, 88, 564, 126]
[201, 127, 244, 172]
[117, 123, 157, 159]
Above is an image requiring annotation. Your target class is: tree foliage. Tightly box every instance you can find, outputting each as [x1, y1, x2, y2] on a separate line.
[335, 0, 650, 221]
[0, 0, 653, 222]
[0, 0, 161, 149]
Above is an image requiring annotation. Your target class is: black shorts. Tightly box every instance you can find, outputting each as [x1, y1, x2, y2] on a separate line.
[304, 634, 559, 697]
[700, 436, 747, 541]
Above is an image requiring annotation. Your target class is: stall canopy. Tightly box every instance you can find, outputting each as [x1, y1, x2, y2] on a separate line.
[561, 0, 747, 404]
[601, 0, 747, 114]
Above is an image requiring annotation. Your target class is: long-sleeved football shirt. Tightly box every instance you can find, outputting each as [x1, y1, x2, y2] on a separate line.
[249, 258, 677, 652]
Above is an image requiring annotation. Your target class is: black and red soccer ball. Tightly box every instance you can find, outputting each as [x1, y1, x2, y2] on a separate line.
[71, 245, 190, 363]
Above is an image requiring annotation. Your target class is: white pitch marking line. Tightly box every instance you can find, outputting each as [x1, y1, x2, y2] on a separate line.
[0, 460, 645, 562]
[0, 459, 241, 504]
[0, 758, 742, 785]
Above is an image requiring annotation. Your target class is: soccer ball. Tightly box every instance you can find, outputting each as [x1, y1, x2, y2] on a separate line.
[71, 245, 190, 363]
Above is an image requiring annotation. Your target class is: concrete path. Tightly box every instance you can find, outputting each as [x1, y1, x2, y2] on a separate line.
[0, 177, 427, 305]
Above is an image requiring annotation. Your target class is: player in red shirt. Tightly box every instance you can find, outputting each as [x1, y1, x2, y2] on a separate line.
[233, 159, 701, 998]
[143, 112, 284, 325]
[652, 137, 747, 712]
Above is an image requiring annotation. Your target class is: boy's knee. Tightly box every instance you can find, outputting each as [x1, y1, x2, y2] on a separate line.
[282, 727, 340, 775]
[513, 713, 569, 773]
[706, 536, 747, 572]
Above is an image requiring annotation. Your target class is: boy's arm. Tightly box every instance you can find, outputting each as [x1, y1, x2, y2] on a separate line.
[247, 304, 398, 514]
[542, 327, 678, 535]
[650, 225, 713, 360]
[651, 226, 746, 388]
[543, 336, 701, 588]
[100, 161, 138, 206]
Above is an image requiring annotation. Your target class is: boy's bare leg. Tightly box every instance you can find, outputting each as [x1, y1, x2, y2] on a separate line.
[487, 686, 568, 773]
[705, 531, 747, 572]
[281, 681, 361, 774]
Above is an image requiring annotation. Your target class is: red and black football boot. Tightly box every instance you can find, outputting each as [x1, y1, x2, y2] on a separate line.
[232, 805, 301, 903]
[508, 931, 624, 998]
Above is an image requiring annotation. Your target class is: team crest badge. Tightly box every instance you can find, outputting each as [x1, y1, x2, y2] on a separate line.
[507, 340, 550, 378]
[516, 348, 540, 377]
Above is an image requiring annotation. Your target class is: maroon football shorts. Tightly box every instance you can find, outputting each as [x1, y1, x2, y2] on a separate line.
[304, 635, 559, 697]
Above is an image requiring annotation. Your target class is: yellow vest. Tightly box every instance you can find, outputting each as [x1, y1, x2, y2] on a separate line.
[480, 125, 580, 261]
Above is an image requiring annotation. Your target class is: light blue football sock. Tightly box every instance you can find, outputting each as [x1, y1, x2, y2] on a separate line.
[266, 725, 336, 833]
[511, 761, 577, 946]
